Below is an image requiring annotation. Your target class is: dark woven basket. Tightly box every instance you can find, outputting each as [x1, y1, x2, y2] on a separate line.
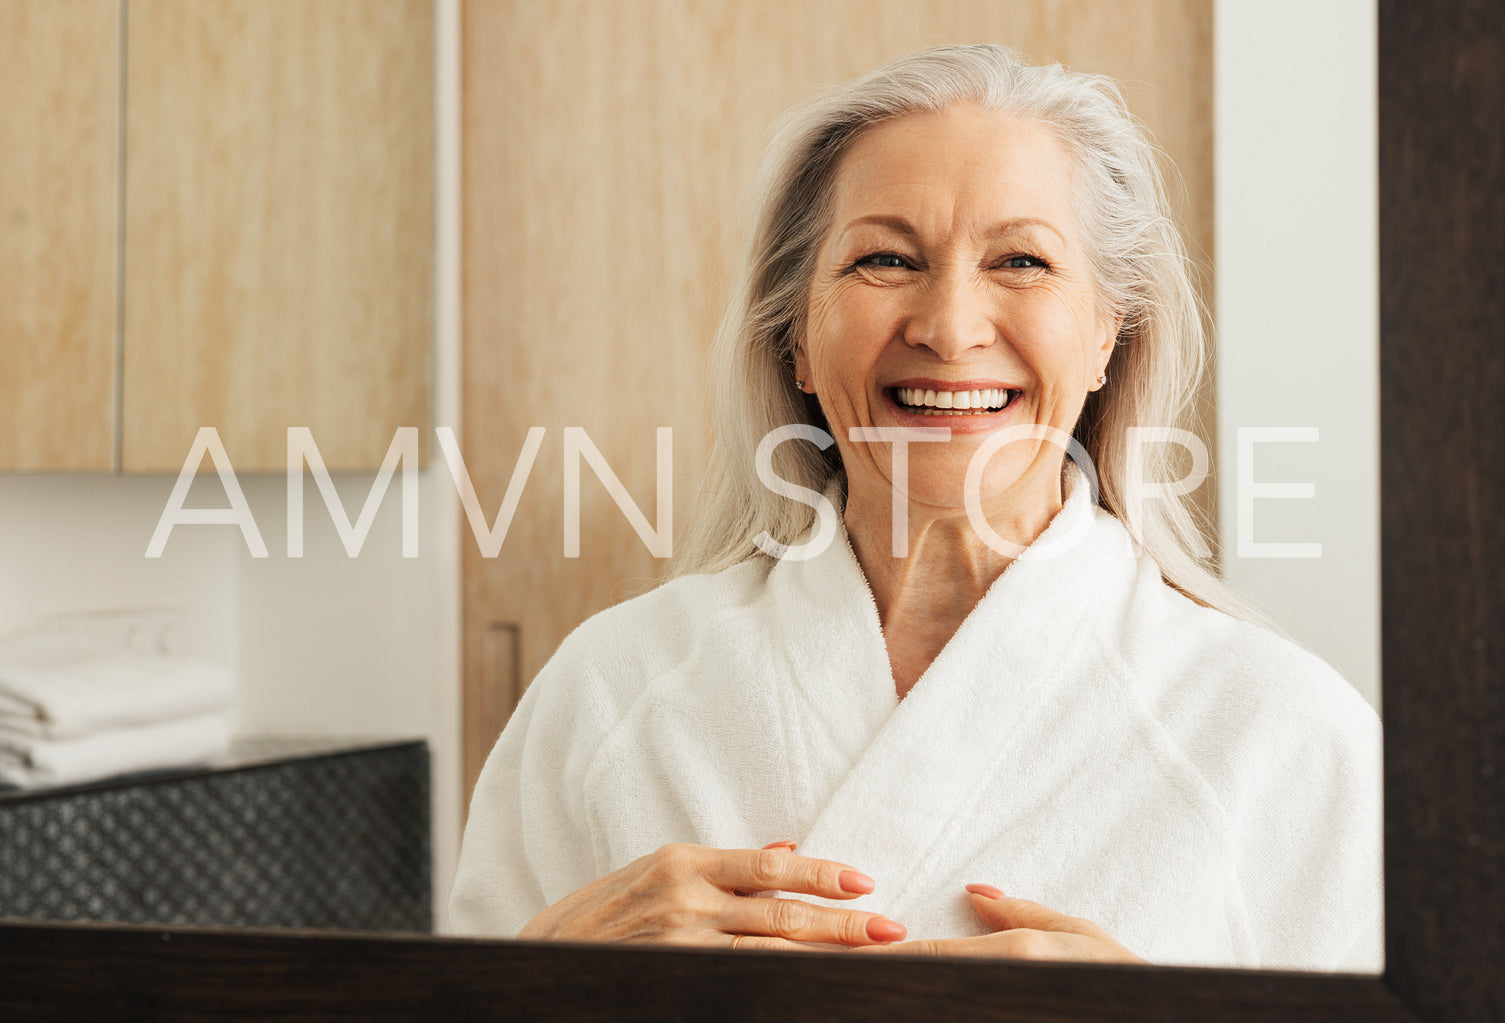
[0, 738, 431, 932]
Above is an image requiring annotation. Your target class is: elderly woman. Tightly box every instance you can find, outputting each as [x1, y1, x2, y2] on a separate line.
[450, 45, 1381, 971]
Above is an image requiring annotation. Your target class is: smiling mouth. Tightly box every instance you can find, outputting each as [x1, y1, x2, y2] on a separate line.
[890, 386, 1020, 416]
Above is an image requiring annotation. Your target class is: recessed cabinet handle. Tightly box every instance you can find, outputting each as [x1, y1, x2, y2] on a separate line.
[484, 622, 523, 734]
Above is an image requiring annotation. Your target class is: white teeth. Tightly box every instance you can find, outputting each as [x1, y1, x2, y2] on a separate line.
[894, 386, 1013, 412]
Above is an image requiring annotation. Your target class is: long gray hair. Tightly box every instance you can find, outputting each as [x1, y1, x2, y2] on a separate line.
[671, 43, 1257, 622]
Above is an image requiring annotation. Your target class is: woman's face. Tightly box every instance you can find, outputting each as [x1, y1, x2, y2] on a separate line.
[797, 104, 1118, 527]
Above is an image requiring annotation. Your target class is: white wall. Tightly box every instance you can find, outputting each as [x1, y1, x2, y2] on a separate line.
[0, 476, 240, 661]
[0, 0, 463, 929]
[1215, 0, 1380, 710]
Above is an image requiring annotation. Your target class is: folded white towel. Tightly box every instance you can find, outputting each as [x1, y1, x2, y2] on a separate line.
[0, 633, 234, 740]
[0, 709, 235, 789]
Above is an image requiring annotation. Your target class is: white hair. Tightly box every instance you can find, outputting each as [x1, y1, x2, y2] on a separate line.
[671, 43, 1261, 623]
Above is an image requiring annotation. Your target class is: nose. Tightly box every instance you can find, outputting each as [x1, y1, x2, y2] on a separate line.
[903, 272, 996, 359]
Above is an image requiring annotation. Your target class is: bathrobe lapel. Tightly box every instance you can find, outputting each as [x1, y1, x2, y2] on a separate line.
[774, 478, 1139, 919]
[759, 512, 898, 832]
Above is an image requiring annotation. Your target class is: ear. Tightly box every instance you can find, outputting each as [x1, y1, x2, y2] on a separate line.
[1091, 308, 1124, 391]
[792, 343, 812, 393]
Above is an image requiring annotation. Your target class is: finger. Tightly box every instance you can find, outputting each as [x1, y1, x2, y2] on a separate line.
[726, 933, 840, 952]
[706, 847, 876, 900]
[732, 842, 798, 895]
[853, 938, 957, 956]
[858, 930, 1064, 960]
[965, 886, 1106, 938]
[785, 940, 854, 952]
[721, 895, 906, 946]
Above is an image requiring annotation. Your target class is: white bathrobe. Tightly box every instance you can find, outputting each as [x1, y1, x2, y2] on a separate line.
[450, 476, 1383, 972]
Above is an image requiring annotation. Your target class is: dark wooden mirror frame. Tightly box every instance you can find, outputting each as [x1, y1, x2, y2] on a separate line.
[2, 4, 1499, 1019]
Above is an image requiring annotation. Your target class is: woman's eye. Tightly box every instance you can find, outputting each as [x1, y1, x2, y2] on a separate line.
[1002, 254, 1047, 269]
[858, 253, 909, 269]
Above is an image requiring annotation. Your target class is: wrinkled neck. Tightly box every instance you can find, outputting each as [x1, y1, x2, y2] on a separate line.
[842, 480, 1061, 622]
[842, 481, 1063, 698]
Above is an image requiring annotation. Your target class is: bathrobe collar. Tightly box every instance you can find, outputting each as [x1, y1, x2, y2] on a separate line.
[766, 466, 1140, 913]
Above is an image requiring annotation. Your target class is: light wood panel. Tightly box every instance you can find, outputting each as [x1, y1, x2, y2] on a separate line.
[0, 0, 119, 471]
[122, 0, 434, 472]
[461, 0, 1214, 802]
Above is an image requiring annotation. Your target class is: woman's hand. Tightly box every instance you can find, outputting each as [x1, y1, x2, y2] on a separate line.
[855, 884, 1148, 963]
[518, 841, 908, 950]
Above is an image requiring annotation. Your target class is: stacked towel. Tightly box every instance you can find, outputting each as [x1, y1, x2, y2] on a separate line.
[0, 633, 235, 788]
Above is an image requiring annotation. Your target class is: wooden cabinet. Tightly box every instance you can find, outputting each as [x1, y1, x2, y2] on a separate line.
[122, 0, 433, 472]
[0, 0, 119, 471]
[0, 0, 433, 473]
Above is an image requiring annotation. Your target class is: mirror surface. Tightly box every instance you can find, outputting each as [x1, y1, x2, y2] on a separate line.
[0, 0, 1380, 974]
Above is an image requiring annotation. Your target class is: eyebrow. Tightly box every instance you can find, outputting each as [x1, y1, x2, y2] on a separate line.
[838, 214, 1067, 246]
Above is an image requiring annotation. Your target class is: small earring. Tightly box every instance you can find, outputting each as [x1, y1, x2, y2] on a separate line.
[1096, 373, 1107, 388]
[795, 380, 804, 390]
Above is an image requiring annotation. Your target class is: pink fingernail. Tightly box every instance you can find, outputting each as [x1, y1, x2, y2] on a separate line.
[866, 917, 906, 943]
[965, 883, 1005, 900]
[839, 870, 875, 894]
[762, 840, 798, 851]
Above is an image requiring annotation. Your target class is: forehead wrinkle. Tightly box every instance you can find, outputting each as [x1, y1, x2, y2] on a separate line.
[830, 177, 959, 243]
[830, 174, 1074, 254]
[824, 108, 1083, 261]
[831, 208, 1070, 258]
